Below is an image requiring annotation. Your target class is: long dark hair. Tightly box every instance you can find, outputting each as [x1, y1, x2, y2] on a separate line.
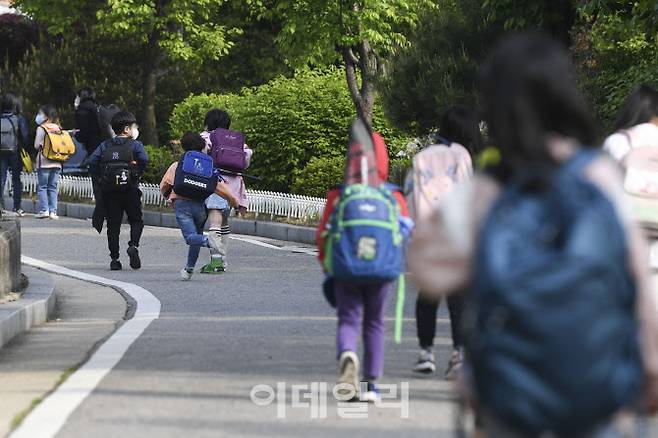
[479, 33, 596, 183]
[77, 87, 97, 104]
[611, 84, 658, 133]
[39, 104, 60, 124]
[439, 105, 483, 155]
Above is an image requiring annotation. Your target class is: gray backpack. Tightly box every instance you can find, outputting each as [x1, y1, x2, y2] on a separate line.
[0, 114, 19, 155]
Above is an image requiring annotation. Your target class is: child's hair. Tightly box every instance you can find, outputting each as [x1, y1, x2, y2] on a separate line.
[76, 87, 96, 104]
[1, 92, 22, 114]
[180, 131, 207, 151]
[39, 104, 59, 124]
[439, 105, 483, 155]
[111, 111, 137, 135]
[204, 108, 231, 131]
[610, 84, 658, 133]
[479, 33, 596, 183]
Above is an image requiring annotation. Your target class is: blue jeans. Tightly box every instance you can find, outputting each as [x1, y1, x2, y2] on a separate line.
[174, 199, 209, 269]
[37, 168, 60, 214]
[0, 152, 22, 210]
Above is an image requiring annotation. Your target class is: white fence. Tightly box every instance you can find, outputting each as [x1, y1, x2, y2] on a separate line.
[4, 172, 326, 220]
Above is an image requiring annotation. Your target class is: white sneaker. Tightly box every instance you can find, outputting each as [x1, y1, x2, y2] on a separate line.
[180, 268, 193, 281]
[413, 349, 436, 374]
[36, 211, 50, 219]
[445, 349, 464, 380]
[337, 351, 360, 401]
[49, 212, 59, 220]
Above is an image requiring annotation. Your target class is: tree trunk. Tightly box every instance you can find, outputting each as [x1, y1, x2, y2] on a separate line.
[141, 37, 159, 147]
[341, 41, 379, 131]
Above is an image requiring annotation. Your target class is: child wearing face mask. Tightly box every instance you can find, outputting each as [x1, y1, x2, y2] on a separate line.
[88, 111, 149, 271]
[33, 105, 64, 219]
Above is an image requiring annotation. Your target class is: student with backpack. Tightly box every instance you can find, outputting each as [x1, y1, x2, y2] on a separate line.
[317, 120, 412, 403]
[406, 105, 481, 378]
[409, 33, 658, 436]
[160, 131, 239, 280]
[88, 111, 148, 271]
[1, 92, 29, 216]
[199, 108, 252, 273]
[34, 105, 76, 219]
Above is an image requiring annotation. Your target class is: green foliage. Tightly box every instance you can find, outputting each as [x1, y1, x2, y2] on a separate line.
[269, 0, 432, 66]
[141, 144, 181, 184]
[576, 2, 658, 128]
[290, 155, 345, 198]
[381, 0, 499, 134]
[170, 69, 411, 194]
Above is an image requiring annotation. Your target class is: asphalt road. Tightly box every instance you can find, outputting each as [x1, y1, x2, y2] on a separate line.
[19, 216, 457, 437]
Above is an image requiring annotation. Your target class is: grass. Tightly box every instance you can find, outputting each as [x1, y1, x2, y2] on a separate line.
[9, 367, 77, 431]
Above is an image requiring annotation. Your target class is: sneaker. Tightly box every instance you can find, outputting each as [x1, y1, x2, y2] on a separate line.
[36, 211, 50, 219]
[49, 212, 59, 220]
[200, 258, 225, 274]
[413, 349, 436, 374]
[361, 382, 381, 403]
[13, 208, 25, 217]
[127, 246, 141, 270]
[337, 351, 360, 401]
[445, 349, 464, 380]
[110, 259, 122, 271]
[180, 267, 193, 281]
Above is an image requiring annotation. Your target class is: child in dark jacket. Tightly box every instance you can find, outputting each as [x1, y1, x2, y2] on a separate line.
[317, 131, 411, 403]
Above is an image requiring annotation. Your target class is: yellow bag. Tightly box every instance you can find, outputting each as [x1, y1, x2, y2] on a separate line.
[42, 125, 75, 162]
[20, 148, 33, 173]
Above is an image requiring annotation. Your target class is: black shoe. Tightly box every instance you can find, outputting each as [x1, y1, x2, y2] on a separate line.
[127, 246, 141, 270]
[110, 259, 122, 271]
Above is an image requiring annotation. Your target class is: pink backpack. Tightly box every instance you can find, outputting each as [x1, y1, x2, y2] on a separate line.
[407, 143, 473, 221]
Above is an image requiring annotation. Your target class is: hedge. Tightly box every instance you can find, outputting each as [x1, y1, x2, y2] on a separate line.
[170, 68, 411, 195]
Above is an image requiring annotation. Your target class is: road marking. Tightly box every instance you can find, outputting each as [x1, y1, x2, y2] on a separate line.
[230, 235, 318, 255]
[10, 256, 161, 438]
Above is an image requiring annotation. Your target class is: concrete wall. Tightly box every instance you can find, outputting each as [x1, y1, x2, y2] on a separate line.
[0, 219, 21, 299]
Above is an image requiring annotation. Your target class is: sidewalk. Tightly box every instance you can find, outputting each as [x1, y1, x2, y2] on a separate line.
[0, 273, 126, 436]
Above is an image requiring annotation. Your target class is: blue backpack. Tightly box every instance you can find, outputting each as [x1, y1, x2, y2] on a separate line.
[469, 150, 642, 434]
[324, 183, 404, 282]
[173, 151, 218, 201]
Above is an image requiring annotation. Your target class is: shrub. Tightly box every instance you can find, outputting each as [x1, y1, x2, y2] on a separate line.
[141, 144, 181, 185]
[291, 155, 346, 198]
[170, 68, 411, 195]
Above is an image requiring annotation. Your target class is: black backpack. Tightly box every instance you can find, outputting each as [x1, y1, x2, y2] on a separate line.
[0, 114, 19, 155]
[97, 104, 121, 141]
[100, 138, 136, 192]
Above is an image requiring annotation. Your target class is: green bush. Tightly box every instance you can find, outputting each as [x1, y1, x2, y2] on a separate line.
[170, 68, 411, 195]
[141, 144, 181, 185]
[290, 155, 346, 198]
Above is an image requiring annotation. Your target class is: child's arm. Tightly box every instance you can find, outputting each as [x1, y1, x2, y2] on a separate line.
[160, 162, 176, 198]
[215, 182, 239, 208]
[316, 188, 341, 266]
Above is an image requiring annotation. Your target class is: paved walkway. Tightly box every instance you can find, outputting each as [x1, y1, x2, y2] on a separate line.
[0, 275, 125, 437]
[16, 216, 457, 437]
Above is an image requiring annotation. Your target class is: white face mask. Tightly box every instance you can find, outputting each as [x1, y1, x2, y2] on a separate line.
[35, 113, 47, 125]
[74, 96, 81, 109]
[131, 127, 140, 140]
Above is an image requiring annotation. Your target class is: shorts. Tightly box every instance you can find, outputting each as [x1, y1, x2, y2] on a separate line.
[205, 193, 229, 211]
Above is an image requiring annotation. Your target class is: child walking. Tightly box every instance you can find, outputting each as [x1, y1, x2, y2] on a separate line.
[33, 105, 64, 219]
[160, 132, 239, 280]
[199, 109, 252, 273]
[317, 122, 411, 402]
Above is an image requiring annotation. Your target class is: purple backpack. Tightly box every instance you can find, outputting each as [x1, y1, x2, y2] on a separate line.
[209, 128, 247, 172]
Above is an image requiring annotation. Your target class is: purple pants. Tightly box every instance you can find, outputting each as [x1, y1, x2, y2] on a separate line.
[334, 280, 390, 380]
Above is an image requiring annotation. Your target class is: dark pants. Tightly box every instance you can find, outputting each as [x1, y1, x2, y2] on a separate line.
[0, 152, 22, 210]
[416, 292, 464, 350]
[104, 188, 144, 260]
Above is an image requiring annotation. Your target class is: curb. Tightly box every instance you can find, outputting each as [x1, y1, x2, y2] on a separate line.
[7, 197, 317, 245]
[0, 267, 56, 350]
